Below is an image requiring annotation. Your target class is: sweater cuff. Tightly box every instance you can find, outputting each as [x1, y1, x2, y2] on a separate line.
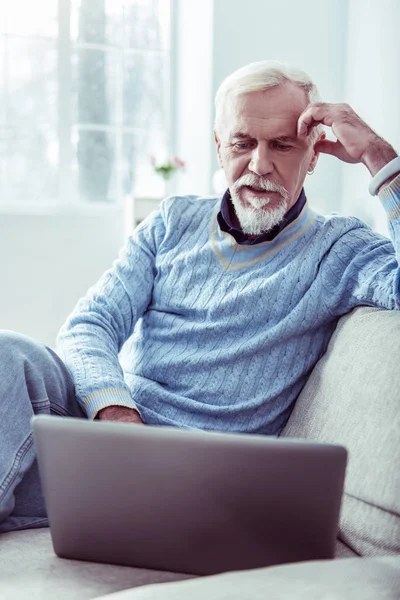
[379, 172, 400, 222]
[83, 388, 141, 420]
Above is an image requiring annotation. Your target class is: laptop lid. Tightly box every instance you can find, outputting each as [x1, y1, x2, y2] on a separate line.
[32, 415, 347, 575]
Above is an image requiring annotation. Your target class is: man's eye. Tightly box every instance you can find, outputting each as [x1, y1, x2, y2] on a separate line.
[234, 142, 253, 150]
[274, 143, 292, 151]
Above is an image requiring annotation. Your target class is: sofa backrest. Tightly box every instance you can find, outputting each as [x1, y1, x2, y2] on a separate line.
[281, 307, 400, 557]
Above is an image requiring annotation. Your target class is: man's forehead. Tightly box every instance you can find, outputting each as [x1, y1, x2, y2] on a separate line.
[229, 129, 298, 141]
[222, 85, 308, 138]
[227, 111, 301, 140]
[234, 83, 308, 113]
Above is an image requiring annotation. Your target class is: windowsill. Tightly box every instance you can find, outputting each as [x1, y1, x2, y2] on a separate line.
[0, 202, 125, 216]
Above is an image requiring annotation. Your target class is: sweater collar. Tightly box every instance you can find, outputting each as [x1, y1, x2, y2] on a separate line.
[217, 188, 307, 245]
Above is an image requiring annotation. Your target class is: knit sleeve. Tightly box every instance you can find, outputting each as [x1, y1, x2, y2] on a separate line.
[379, 172, 400, 264]
[56, 206, 165, 419]
[320, 173, 400, 315]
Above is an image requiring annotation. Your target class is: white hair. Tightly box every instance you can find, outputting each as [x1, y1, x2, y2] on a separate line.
[214, 60, 323, 141]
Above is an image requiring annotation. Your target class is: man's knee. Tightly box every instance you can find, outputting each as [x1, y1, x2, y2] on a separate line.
[0, 330, 46, 352]
[0, 330, 82, 417]
[0, 330, 71, 398]
[0, 330, 50, 370]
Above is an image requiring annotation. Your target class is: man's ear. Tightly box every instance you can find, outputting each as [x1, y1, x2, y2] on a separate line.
[214, 129, 223, 168]
[309, 131, 326, 171]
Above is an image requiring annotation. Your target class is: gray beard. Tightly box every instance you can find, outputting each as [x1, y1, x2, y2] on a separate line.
[230, 191, 288, 235]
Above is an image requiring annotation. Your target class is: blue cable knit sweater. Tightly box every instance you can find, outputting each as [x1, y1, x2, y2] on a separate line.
[57, 174, 400, 435]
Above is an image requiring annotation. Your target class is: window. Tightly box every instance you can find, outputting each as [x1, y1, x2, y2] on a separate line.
[0, 0, 172, 210]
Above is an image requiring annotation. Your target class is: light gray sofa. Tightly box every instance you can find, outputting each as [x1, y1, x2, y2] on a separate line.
[1, 307, 399, 599]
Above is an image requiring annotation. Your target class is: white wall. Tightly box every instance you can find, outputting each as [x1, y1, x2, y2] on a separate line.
[174, 0, 214, 196]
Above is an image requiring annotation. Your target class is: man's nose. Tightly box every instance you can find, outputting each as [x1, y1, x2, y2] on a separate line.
[248, 144, 274, 176]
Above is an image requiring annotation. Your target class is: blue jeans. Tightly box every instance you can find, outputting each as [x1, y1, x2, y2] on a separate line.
[0, 331, 86, 533]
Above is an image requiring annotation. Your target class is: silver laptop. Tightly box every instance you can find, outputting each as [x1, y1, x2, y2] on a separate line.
[32, 415, 347, 575]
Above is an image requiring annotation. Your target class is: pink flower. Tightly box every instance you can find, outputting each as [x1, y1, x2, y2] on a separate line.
[150, 155, 186, 179]
[172, 156, 185, 168]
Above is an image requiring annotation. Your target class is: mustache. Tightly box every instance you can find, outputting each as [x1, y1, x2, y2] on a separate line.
[232, 174, 289, 200]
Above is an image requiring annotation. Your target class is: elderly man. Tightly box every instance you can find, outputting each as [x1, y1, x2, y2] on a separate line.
[1, 60, 399, 533]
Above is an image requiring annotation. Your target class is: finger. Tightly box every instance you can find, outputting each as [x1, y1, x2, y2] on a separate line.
[297, 105, 325, 137]
[298, 118, 321, 138]
[314, 139, 340, 156]
[297, 104, 333, 137]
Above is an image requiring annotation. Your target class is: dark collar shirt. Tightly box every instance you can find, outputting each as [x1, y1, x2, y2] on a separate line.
[217, 188, 307, 245]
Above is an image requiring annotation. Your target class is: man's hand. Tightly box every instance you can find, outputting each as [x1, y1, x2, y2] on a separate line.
[297, 102, 398, 179]
[96, 405, 143, 424]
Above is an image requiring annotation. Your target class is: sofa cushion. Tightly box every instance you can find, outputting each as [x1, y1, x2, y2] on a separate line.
[0, 529, 193, 600]
[0, 529, 355, 600]
[95, 556, 400, 600]
[281, 307, 400, 556]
